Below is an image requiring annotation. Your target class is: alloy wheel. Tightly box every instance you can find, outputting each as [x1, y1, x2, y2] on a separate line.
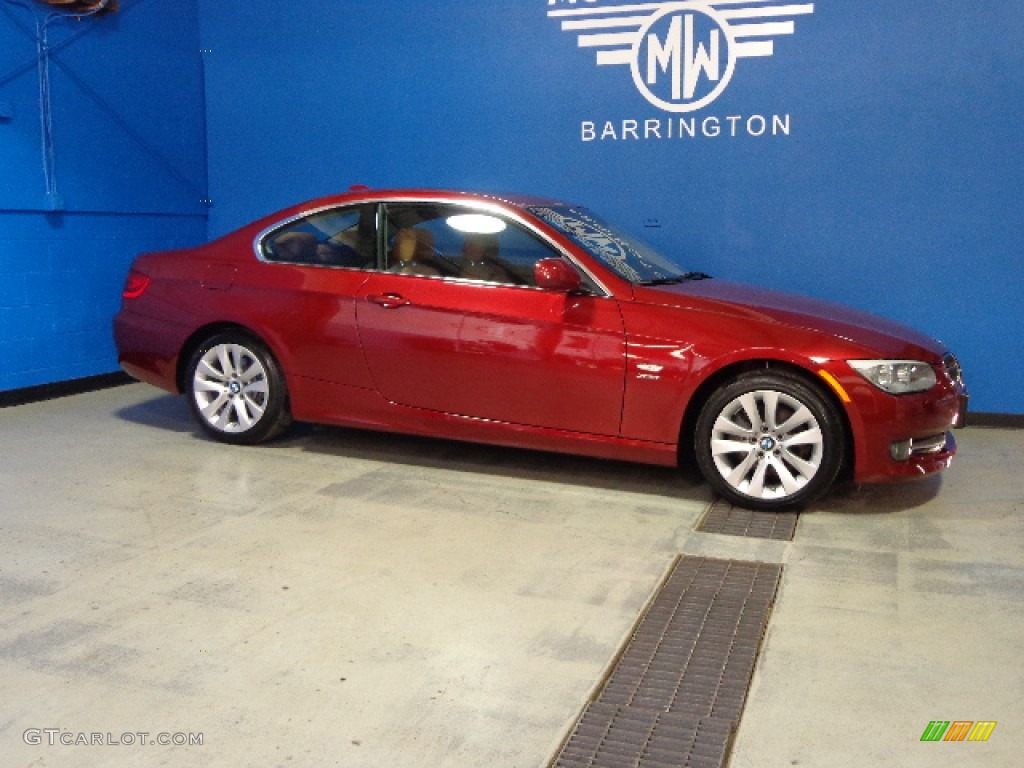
[192, 342, 270, 433]
[709, 389, 824, 500]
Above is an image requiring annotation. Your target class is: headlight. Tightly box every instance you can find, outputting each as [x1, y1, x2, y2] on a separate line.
[848, 360, 937, 394]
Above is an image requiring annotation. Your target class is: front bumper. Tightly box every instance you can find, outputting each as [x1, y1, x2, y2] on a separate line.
[828, 362, 967, 485]
[884, 430, 957, 477]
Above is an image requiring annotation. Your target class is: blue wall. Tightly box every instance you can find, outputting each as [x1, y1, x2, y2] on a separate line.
[3, 1, 1020, 414]
[199, 0, 1022, 414]
[0, 0, 207, 390]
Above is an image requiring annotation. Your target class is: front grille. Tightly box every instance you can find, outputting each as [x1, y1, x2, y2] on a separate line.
[943, 353, 963, 387]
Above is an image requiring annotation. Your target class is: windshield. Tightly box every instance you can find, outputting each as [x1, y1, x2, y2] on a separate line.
[527, 205, 696, 284]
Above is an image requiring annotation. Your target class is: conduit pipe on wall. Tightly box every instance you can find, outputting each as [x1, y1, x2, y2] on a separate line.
[36, 0, 115, 11]
[2, 0, 111, 210]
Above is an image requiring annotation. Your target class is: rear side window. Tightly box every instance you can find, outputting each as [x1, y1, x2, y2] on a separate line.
[262, 204, 377, 269]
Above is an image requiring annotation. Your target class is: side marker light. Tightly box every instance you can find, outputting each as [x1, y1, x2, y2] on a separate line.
[817, 369, 852, 403]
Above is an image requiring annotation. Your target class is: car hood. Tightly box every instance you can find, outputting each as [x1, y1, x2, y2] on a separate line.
[632, 279, 945, 360]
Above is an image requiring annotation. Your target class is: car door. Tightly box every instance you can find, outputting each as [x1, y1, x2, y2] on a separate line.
[354, 204, 626, 436]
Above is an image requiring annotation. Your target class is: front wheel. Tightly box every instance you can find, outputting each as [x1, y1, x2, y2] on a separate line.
[694, 372, 845, 511]
[186, 333, 291, 445]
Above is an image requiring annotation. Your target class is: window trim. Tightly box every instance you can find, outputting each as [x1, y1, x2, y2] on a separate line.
[253, 202, 381, 271]
[252, 197, 613, 297]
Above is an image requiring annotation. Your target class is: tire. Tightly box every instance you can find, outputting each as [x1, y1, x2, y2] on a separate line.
[694, 371, 845, 511]
[186, 333, 291, 445]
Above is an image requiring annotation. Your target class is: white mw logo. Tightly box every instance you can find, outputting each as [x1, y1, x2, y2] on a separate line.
[548, 1, 815, 113]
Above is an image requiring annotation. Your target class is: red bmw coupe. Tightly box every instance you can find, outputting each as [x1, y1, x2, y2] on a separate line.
[114, 188, 968, 510]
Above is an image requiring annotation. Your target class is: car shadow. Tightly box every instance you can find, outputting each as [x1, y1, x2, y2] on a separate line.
[115, 390, 196, 434]
[808, 475, 945, 514]
[116, 391, 709, 504]
[116, 392, 945, 513]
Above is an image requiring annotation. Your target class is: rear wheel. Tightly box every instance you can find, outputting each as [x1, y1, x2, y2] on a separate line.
[186, 333, 291, 444]
[694, 372, 845, 511]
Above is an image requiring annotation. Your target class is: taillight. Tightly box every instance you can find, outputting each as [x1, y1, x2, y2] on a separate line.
[122, 272, 151, 299]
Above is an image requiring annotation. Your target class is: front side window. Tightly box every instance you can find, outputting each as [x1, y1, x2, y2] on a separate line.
[262, 204, 377, 269]
[382, 203, 564, 286]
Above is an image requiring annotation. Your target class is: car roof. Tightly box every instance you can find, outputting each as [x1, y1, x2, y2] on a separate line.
[316, 188, 572, 209]
[229, 188, 578, 245]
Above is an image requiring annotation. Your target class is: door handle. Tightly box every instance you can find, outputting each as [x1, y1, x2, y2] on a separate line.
[368, 293, 411, 309]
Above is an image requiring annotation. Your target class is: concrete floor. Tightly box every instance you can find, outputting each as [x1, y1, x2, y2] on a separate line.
[0, 383, 1020, 767]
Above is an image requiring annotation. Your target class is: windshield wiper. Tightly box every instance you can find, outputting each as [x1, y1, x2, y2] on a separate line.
[638, 272, 712, 286]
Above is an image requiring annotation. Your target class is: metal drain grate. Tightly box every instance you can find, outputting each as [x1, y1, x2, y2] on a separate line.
[556, 704, 733, 768]
[695, 499, 799, 541]
[550, 556, 782, 768]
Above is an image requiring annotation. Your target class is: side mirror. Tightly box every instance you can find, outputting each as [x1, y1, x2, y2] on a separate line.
[534, 258, 582, 292]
